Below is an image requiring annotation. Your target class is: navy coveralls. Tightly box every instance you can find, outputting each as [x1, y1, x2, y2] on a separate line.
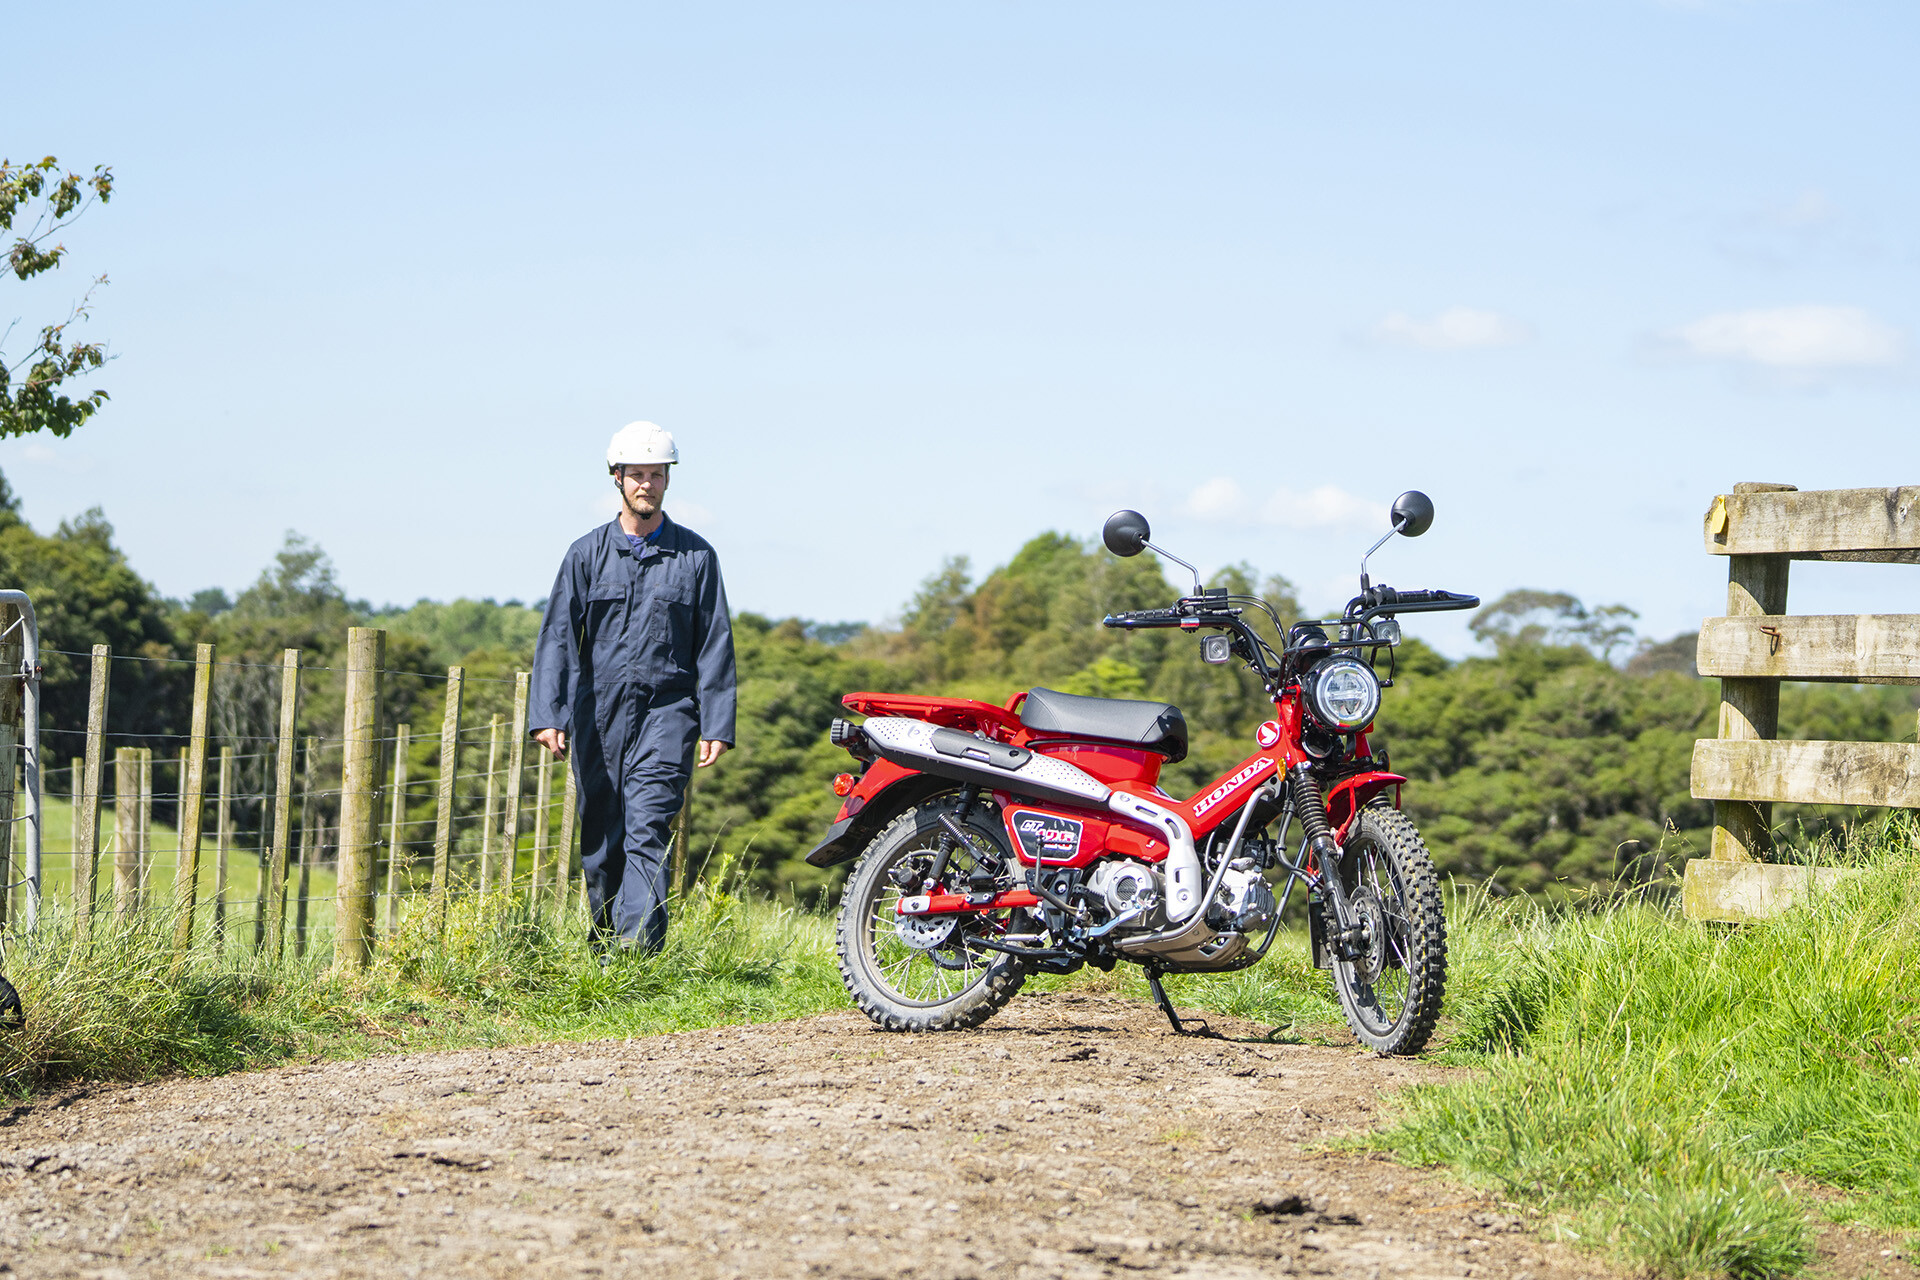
[530, 515, 736, 949]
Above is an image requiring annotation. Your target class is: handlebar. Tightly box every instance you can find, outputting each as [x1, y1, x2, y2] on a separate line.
[1350, 586, 1480, 622]
[1101, 607, 1190, 629]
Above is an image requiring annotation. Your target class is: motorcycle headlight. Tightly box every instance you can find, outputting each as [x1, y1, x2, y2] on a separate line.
[1303, 657, 1381, 731]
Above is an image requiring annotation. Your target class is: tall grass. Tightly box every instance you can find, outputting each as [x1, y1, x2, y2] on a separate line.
[1371, 817, 1920, 1279]
[0, 880, 844, 1091]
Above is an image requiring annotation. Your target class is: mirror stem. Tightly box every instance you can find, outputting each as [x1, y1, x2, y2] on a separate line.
[1358, 517, 1409, 591]
[1145, 541, 1204, 596]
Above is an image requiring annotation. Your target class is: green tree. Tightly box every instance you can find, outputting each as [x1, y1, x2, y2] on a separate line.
[0, 475, 188, 746]
[2, 157, 114, 437]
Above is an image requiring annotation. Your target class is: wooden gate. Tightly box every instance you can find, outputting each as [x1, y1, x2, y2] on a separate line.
[1684, 481, 1920, 921]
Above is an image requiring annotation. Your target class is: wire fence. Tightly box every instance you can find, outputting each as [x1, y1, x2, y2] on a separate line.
[0, 625, 612, 965]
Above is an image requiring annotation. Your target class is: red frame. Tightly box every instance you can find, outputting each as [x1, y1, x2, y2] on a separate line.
[831, 687, 1406, 869]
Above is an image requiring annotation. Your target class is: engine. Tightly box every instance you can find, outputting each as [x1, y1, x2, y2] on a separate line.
[1078, 851, 1276, 946]
[1215, 860, 1277, 931]
[1084, 857, 1161, 923]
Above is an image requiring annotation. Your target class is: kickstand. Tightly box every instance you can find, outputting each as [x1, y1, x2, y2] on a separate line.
[1144, 968, 1216, 1038]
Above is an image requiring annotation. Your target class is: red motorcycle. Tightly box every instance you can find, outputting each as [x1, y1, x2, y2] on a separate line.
[806, 493, 1477, 1054]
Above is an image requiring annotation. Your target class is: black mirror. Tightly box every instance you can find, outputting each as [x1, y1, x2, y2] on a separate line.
[1102, 510, 1151, 558]
[1391, 491, 1434, 538]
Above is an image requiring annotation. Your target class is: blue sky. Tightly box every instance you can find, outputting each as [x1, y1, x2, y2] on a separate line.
[5, 1, 1915, 656]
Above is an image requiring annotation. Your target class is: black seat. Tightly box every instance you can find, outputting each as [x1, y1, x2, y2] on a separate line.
[1019, 687, 1188, 763]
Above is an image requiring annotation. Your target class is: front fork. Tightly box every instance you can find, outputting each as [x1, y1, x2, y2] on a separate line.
[1288, 765, 1364, 966]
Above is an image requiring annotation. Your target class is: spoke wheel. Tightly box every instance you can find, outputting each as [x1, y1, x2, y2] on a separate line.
[0, 973, 21, 1032]
[835, 799, 1028, 1032]
[1330, 803, 1446, 1055]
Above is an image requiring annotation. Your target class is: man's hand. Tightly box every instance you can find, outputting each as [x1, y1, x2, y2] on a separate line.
[534, 728, 567, 759]
[697, 739, 730, 768]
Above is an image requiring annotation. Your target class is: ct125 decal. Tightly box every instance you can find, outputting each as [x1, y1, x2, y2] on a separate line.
[1007, 809, 1084, 863]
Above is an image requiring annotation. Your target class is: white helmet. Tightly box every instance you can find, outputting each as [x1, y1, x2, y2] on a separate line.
[606, 421, 678, 471]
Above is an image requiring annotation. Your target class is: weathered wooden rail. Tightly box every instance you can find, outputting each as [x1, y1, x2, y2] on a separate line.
[1684, 481, 1920, 921]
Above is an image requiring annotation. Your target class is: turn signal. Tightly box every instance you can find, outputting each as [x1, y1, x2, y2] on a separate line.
[832, 773, 857, 797]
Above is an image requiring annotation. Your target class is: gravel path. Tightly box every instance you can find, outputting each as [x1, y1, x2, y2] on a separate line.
[0, 991, 1634, 1279]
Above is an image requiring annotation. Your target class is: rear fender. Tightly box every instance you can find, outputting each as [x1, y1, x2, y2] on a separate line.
[803, 762, 959, 869]
[1326, 770, 1407, 844]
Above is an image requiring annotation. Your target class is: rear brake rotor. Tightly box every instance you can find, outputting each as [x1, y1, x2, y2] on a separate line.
[893, 911, 959, 952]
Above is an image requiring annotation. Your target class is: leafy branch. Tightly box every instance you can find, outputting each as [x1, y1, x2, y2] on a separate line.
[1, 156, 115, 438]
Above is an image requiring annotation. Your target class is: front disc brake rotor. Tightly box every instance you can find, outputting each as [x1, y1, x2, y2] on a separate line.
[1348, 892, 1389, 984]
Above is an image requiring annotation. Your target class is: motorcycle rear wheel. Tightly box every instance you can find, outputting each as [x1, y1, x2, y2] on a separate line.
[835, 799, 1028, 1032]
[1330, 803, 1447, 1055]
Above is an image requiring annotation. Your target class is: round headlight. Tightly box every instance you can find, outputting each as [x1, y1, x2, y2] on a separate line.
[1304, 657, 1381, 731]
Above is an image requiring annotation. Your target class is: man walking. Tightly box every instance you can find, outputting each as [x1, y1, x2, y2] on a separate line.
[531, 422, 736, 952]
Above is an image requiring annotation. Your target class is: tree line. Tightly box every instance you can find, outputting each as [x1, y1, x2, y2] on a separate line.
[4, 477, 1910, 902]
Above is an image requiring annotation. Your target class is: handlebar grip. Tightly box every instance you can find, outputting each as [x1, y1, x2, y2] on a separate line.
[1103, 608, 1184, 629]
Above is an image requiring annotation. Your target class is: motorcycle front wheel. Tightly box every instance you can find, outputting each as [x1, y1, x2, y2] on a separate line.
[835, 799, 1028, 1032]
[1330, 803, 1447, 1054]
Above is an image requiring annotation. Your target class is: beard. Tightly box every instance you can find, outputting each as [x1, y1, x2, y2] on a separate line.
[624, 491, 660, 520]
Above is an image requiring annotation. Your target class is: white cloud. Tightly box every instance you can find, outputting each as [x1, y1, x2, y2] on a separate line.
[1670, 304, 1906, 369]
[1184, 477, 1247, 522]
[1779, 188, 1835, 230]
[1181, 479, 1381, 533]
[1258, 485, 1381, 533]
[1375, 307, 1531, 351]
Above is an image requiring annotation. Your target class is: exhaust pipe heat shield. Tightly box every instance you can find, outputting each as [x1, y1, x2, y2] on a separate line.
[859, 717, 1114, 810]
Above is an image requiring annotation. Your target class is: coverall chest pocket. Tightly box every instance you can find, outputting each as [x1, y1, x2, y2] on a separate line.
[582, 582, 630, 675]
[649, 573, 699, 661]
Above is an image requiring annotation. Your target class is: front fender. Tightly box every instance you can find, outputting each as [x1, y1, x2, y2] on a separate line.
[1326, 770, 1407, 844]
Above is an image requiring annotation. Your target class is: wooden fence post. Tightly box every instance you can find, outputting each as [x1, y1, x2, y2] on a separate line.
[555, 754, 578, 914]
[529, 749, 552, 907]
[136, 748, 152, 907]
[292, 735, 317, 955]
[265, 649, 300, 958]
[1709, 482, 1795, 862]
[673, 778, 692, 897]
[431, 666, 463, 921]
[294, 808, 314, 956]
[335, 627, 385, 969]
[383, 723, 411, 935]
[173, 643, 215, 951]
[73, 644, 110, 940]
[481, 713, 503, 894]
[502, 671, 529, 893]
[213, 745, 233, 943]
[113, 747, 138, 918]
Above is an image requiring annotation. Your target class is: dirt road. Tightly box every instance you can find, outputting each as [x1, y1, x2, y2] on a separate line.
[2, 992, 1612, 1279]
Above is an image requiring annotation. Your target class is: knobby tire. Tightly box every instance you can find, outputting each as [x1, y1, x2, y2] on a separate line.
[1330, 803, 1446, 1055]
[835, 801, 1027, 1032]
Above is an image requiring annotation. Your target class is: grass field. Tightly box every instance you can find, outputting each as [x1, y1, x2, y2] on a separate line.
[12, 793, 341, 938]
[1371, 817, 1920, 1279]
[2, 818, 1913, 1278]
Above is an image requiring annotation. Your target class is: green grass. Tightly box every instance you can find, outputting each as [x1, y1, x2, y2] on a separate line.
[1355, 818, 1920, 1279]
[0, 880, 844, 1089]
[12, 793, 341, 927]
